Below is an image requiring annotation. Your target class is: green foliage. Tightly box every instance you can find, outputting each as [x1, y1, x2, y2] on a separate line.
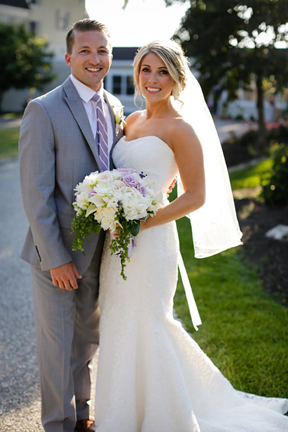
[0, 23, 55, 109]
[0, 126, 19, 159]
[169, 0, 288, 147]
[71, 210, 101, 252]
[261, 144, 288, 205]
[171, 0, 288, 98]
[223, 124, 288, 166]
[110, 234, 132, 281]
[238, 129, 259, 148]
[267, 124, 288, 143]
[229, 158, 272, 189]
[109, 212, 141, 280]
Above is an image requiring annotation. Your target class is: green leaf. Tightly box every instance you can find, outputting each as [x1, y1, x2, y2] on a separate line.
[128, 221, 141, 236]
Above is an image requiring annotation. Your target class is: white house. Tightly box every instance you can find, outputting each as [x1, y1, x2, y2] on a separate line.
[105, 47, 139, 115]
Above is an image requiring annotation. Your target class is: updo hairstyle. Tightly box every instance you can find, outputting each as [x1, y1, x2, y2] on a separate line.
[133, 39, 188, 104]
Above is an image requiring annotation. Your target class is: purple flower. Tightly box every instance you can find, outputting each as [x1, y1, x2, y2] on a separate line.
[88, 190, 97, 197]
[139, 186, 147, 197]
[122, 174, 140, 188]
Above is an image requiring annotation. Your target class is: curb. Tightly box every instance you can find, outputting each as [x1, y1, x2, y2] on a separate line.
[0, 156, 19, 167]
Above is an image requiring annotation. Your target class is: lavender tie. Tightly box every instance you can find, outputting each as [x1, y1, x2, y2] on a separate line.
[92, 94, 109, 171]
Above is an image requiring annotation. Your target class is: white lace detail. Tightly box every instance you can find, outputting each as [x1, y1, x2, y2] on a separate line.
[94, 136, 288, 432]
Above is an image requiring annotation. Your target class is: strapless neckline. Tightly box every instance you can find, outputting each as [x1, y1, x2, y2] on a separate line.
[121, 135, 174, 155]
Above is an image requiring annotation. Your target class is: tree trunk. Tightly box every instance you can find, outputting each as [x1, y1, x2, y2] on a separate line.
[255, 74, 267, 152]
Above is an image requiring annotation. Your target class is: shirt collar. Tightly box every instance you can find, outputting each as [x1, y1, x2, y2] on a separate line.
[70, 74, 104, 103]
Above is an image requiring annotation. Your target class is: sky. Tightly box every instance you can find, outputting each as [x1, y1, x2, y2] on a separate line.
[85, 0, 190, 47]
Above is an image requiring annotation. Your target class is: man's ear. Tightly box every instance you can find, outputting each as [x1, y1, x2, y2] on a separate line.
[65, 53, 72, 67]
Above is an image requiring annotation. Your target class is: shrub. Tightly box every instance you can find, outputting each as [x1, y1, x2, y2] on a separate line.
[267, 124, 288, 144]
[261, 144, 288, 205]
[238, 130, 259, 148]
[222, 141, 252, 167]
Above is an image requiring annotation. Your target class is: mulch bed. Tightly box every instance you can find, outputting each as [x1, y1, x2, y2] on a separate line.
[234, 196, 288, 306]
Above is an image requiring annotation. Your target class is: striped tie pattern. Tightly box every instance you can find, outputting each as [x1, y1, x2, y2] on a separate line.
[92, 94, 109, 171]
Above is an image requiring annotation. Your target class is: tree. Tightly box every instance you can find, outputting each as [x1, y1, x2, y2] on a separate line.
[0, 22, 55, 111]
[167, 0, 288, 150]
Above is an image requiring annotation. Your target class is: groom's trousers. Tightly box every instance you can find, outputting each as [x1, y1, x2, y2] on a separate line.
[31, 232, 105, 432]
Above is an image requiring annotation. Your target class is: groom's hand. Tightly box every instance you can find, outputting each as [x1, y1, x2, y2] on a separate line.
[50, 262, 82, 291]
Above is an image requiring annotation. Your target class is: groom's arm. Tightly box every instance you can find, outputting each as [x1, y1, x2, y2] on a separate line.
[19, 99, 74, 273]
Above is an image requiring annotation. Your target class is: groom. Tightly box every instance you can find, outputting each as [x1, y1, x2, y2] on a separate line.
[19, 19, 123, 432]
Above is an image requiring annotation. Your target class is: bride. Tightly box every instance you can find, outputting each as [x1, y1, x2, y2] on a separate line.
[94, 40, 288, 431]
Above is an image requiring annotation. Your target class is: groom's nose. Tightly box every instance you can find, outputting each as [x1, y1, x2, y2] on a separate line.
[90, 51, 100, 64]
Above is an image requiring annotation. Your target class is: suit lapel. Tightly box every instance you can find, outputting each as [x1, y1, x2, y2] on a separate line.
[63, 78, 102, 169]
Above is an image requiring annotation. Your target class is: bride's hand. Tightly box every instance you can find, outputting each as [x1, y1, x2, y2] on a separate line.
[110, 224, 122, 239]
[167, 178, 177, 197]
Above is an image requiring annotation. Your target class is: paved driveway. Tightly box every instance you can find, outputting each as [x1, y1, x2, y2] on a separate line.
[0, 159, 43, 430]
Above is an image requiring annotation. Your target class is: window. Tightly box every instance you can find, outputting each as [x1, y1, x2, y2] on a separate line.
[126, 76, 134, 95]
[29, 21, 38, 35]
[56, 10, 69, 31]
[113, 76, 122, 95]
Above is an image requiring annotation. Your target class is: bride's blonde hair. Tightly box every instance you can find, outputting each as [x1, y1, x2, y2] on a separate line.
[133, 40, 188, 104]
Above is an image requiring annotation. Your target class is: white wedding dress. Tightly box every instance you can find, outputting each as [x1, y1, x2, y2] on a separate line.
[95, 136, 288, 432]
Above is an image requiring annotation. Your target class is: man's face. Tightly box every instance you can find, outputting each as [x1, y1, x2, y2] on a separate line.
[65, 30, 112, 92]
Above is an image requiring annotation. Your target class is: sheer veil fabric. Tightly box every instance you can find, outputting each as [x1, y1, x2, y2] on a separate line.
[173, 68, 243, 330]
[175, 67, 243, 258]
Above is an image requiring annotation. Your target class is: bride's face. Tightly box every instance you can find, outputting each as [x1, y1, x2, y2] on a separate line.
[139, 53, 175, 102]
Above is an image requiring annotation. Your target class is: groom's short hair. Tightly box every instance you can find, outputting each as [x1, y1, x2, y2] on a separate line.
[66, 19, 112, 54]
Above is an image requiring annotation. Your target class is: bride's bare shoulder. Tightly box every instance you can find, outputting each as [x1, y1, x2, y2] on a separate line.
[169, 117, 197, 138]
[168, 117, 200, 151]
[125, 110, 145, 127]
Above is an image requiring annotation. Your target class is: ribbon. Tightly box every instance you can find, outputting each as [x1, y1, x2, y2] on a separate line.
[178, 252, 202, 331]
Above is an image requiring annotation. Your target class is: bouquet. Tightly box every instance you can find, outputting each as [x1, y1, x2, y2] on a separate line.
[72, 168, 162, 279]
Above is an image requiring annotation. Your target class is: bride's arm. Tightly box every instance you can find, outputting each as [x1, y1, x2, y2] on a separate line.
[141, 122, 205, 231]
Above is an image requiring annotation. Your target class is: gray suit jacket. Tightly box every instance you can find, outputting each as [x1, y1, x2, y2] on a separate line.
[19, 77, 123, 274]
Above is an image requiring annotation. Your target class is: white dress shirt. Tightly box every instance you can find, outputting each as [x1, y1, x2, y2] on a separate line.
[70, 74, 113, 169]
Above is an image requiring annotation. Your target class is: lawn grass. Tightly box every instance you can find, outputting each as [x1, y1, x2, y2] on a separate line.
[229, 158, 272, 189]
[173, 161, 288, 398]
[0, 127, 20, 160]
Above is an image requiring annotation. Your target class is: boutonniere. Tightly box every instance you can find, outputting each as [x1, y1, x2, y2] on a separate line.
[112, 104, 126, 135]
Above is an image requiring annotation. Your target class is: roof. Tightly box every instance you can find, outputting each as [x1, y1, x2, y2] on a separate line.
[0, 0, 29, 8]
[112, 47, 139, 61]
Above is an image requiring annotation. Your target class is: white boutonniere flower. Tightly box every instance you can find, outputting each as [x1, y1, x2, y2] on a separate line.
[112, 104, 126, 135]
